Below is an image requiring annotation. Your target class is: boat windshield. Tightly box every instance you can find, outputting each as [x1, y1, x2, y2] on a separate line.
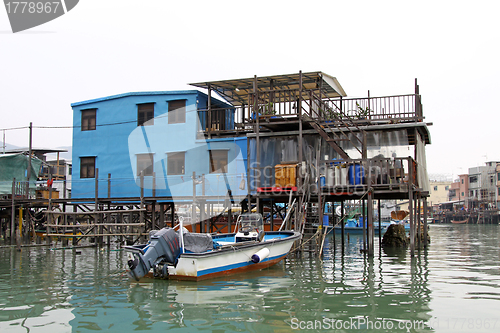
[237, 213, 263, 232]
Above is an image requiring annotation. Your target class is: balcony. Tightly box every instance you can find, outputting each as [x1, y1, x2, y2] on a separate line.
[197, 92, 423, 137]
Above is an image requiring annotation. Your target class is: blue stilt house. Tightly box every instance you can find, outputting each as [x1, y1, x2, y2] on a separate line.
[71, 91, 247, 201]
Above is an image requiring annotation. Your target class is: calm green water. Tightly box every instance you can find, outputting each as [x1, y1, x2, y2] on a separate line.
[1, 225, 500, 332]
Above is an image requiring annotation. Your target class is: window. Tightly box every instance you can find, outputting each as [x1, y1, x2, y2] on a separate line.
[167, 152, 185, 175]
[209, 150, 228, 173]
[81, 109, 96, 131]
[469, 175, 478, 183]
[168, 100, 186, 124]
[433, 186, 438, 191]
[138, 103, 154, 126]
[462, 192, 465, 197]
[80, 157, 96, 178]
[445, 186, 449, 191]
[461, 178, 464, 184]
[137, 154, 154, 176]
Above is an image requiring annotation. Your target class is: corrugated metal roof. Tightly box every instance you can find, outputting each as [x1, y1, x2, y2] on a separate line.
[71, 90, 200, 107]
[189, 72, 347, 106]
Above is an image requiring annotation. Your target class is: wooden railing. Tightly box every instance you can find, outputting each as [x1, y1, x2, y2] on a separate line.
[197, 89, 423, 135]
[317, 157, 418, 189]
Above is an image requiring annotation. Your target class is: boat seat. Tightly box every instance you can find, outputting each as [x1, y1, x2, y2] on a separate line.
[183, 233, 213, 253]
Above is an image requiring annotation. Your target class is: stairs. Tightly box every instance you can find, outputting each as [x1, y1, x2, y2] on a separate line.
[303, 114, 350, 159]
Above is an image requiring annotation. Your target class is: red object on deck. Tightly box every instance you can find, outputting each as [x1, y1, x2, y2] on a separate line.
[257, 186, 297, 193]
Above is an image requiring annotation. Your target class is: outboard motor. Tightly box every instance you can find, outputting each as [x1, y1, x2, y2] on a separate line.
[124, 228, 180, 281]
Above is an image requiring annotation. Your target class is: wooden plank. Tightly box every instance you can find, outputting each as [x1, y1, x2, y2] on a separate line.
[45, 223, 146, 227]
[45, 209, 147, 215]
[46, 233, 148, 237]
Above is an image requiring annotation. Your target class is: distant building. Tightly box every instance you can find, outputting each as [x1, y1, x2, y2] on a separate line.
[468, 162, 500, 209]
[429, 181, 451, 204]
[448, 174, 468, 203]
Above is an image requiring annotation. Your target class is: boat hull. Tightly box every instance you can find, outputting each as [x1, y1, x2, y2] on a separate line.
[451, 219, 468, 224]
[167, 231, 301, 281]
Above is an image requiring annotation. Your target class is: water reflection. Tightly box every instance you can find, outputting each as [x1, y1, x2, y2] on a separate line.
[1, 225, 500, 332]
[281, 235, 433, 331]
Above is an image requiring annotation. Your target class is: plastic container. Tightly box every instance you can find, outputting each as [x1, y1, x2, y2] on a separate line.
[323, 215, 329, 226]
[320, 175, 326, 187]
[346, 219, 357, 227]
[349, 164, 365, 185]
[326, 167, 335, 186]
[340, 167, 348, 185]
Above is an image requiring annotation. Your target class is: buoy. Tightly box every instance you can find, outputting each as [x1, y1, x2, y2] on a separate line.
[251, 247, 270, 263]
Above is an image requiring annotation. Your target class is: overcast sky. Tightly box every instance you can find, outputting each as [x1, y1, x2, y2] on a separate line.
[1, 0, 499, 180]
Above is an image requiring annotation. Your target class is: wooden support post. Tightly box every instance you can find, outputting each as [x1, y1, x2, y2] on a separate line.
[27, 122, 32, 198]
[118, 212, 123, 244]
[331, 200, 336, 250]
[72, 204, 77, 246]
[47, 174, 53, 245]
[341, 201, 345, 252]
[378, 199, 382, 245]
[417, 193, 421, 249]
[362, 199, 366, 252]
[423, 196, 428, 248]
[16, 206, 22, 250]
[10, 178, 15, 245]
[159, 203, 165, 229]
[151, 200, 156, 231]
[62, 203, 68, 247]
[140, 172, 144, 241]
[362, 131, 367, 159]
[293, 199, 298, 232]
[95, 169, 102, 246]
[318, 185, 324, 239]
[270, 198, 274, 231]
[367, 190, 374, 256]
[408, 174, 415, 257]
[170, 203, 175, 228]
[298, 70, 303, 193]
